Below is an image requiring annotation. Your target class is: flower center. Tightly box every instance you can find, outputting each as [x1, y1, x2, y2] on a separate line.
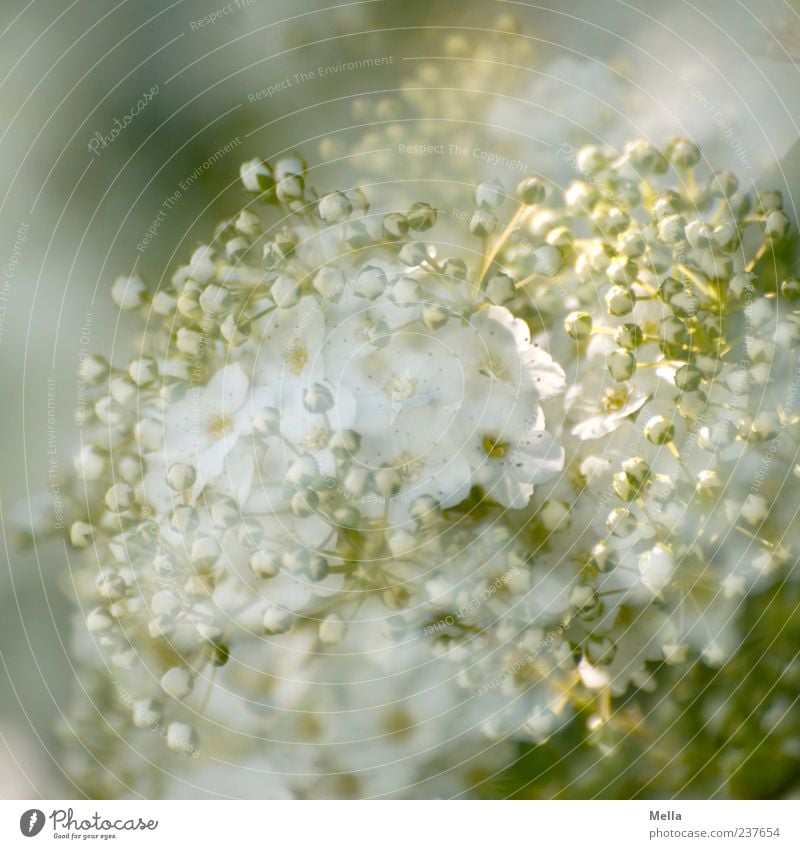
[479, 355, 509, 381]
[603, 386, 628, 412]
[482, 432, 511, 458]
[391, 451, 425, 483]
[282, 344, 308, 375]
[303, 426, 331, 453]
[385, 372, 417, 402]
[208, 414, 234, 438]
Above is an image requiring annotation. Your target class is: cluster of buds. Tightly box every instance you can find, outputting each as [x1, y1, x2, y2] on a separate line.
[61, 136, 800, 797]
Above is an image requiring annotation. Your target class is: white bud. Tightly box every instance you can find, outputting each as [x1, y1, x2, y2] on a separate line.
[540, 500, 570, 533]
[319, 615, 347, 644]
[199, 284, 230, 314]
[313, 266, 346, 301]
[86, 606, 114, 633]
[639, 545, 674, 595]
[354, 265, 387, 299]
[160, 667, 193, 700]
[74, 446, 106, 480]
[166, 721, 198, 755]
[389, 275, 422, 306]
[263, 605, 293, 635]
[104, 482, 134, 512]
[271, 274, 301, 307]
[644, 416, 675, 445]
[318, 191, 353, 223]
[151, 291, 178, 315]
[343, 467, 369, 498]
[191, 537, 221, 570]
[111, 275, 147, 311]
[605, 285, 635, 316]
[388, 528, 416, 556]
[128, 357, 157, 386]
[78, 355, 109, 386]
[250, 550, 279, 579]
[240, 159, 273, 193]
[96, 569, 127, 601]
[303, 382, 334, 413]
[374, 467, 401, 496]
[135, 418, 163, 450]
[741, 494, 769, 526]
[167, 463, 197, 491]
[132, 699, 162, 729]
[532, 245, 562, 276]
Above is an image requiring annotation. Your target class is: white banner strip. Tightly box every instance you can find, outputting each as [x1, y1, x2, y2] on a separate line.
[1, 800, 798, 847]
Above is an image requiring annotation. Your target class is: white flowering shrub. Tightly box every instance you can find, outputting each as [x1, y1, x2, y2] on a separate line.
[61, 136, 800, 798]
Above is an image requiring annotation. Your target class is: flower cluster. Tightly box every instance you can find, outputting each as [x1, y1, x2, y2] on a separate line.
[62, 137, 800, 797]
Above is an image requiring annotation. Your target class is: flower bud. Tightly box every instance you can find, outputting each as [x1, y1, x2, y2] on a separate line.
[240, 159, 274, 194]
[286, 457, 319, 488]
[132, 699, 163, 729]
[516, 176, 546, 205]
[74, 445, 106, 480]
[313, 266, 346, 302]
[253, 407, 280, 437]
[639, 545, 674, 595]
[317, 191, 353, 223]
[135, 418, 163, 450]
[330, 429, 361, 457]
[167, 463, 197, 492]
[250, 550, 279, 579]
[485, 273, 515, 304]
[160, 667, 193, 700]
[167, 722, 199, 755]
[667, 138, 701, 169]
[382, 212, 409, 240]
[319, 614, 347, 644]
[191, 537, 221, 570]
[474, 178, 505, 210]
[674, 364, 702, 392]
[407, 202, 437, 231]
[104, 483, 134, 512]
[79, 355, 110, 386]
[469, 209, 497, 237]
[605, 285, 635, 316]
[303, 382, 335, 413]
[644, 415, 675, 445]
[614, 323, 643, 350]
[86, 606, 114, 633]
[565, 311, 592, 340]
[354, 266, 387, 299]
[263, 605, 294, 634]
[111, 275, 147, 311]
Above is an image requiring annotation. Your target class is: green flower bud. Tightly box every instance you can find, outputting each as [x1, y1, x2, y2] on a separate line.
[565, 311, 592, 340]
[608, 348, 636, 381]
[644, 415, 676, 445]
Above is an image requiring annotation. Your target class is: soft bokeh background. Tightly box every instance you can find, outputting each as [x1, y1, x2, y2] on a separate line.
[1, 0, 799, 797]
